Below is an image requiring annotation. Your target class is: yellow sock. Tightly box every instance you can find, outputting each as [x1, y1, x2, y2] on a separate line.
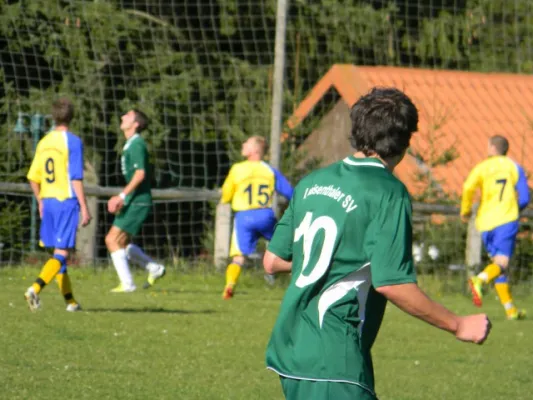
[494, 280, 516, 314]
[32, 258, 61, 294]
[479, 263, 502, 283]
[56, 273, 76, 305]
[225, 263, 242, 287]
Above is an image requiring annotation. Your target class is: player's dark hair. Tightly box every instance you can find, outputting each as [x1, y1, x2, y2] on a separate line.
[490, 135, 509, 155]
[349, 87, 418, 159]
[132, 108, 149, 132]
[51, 98, 74, 126]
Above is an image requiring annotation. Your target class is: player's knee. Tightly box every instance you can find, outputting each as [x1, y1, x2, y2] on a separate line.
[493, 255, 509, 269]
[105, 232, 117, 249]
[54, 249, 69, 259]
[232, 256, 245, 266]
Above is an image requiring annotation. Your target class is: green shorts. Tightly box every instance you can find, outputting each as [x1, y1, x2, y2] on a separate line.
[280, 377, 377, 400]
[113, 203, 151, 236]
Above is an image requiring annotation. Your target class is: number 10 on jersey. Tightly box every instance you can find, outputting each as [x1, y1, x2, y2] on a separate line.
[294, 212, 338, 288]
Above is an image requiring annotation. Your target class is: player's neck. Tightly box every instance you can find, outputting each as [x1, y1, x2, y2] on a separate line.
[352, 151, 398, 171]
[247, 154, 262, 162]
[123, 129, 137, 140]
[54, 124, 68, 131]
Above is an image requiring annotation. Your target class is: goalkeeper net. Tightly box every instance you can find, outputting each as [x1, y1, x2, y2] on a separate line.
[1, 1, 533, 289]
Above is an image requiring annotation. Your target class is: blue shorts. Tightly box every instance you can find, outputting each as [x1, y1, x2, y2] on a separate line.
[230, 208, 277, 257]
[481, 220, 519, 258]
[40, 198, 79, 250]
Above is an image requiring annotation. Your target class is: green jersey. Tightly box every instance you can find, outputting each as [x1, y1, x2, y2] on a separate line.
[266, 156, 416, 397]
[120, 134, 152, 205]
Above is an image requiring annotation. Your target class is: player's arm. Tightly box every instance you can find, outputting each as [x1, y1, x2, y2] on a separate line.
[263, 196, 295, 274]
[272, 168, 294, 200]
[28, 180, 40, 200]
[69, 138, 91, 226]
[122, 169, 146, 197]
[377, 284, 480, 339]
[515, 164, 530, 211]
[460, 164, 482, 218]
[27, 146, 43, 216]
[370, 192, 491, 344]
[109, 142, 147, 212]
[123, 142, 148, 196]
[220, 167, 235, 204]
[28, 180, 43, 218]
[263, 251, 292, 273]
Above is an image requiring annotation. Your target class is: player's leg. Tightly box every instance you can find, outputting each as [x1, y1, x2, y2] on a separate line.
[53, 200, 82, 311]
[260, 210, 279, 286]
[24, 199, 66, 311]
[490, 223, 525, 319]
[106, 204, 153, 292]
[54, 251, 81, 312]
[468, 230, 498, 307]
[279, 377, 377, 400]
[223, 254, 245, 299]
[120, 205, 164, 288]
[106, 225, 136, 292]
[492, 255, 525, 319]
[126, 243, 166, 289]
[223, 212, 256, 299]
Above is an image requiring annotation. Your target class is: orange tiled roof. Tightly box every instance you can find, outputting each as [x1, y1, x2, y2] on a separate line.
[287, 64, 533, 196]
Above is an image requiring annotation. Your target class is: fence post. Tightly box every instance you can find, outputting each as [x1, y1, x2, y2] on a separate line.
[269, 0, 289, 217]
[214, 203, 232, 270]
[75, 162, 99, 265]
[465, 205, 482, 283]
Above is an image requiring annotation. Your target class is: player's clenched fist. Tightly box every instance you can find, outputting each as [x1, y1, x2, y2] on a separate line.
[107, 196, 124, 214]
[455, 314, 492, 344]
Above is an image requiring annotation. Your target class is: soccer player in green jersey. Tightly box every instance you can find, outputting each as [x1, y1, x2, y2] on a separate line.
[105, 109, 166, 292]
[263, 88, 492, 400]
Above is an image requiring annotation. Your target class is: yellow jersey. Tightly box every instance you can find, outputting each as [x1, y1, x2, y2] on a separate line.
[27, 129, 84, 201]
[221, 160, 293, 211]
[461, 156, 530, 232]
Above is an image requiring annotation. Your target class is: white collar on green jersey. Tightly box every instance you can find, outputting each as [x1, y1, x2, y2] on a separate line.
[343, 156, 385, 168]
[123, 133, 140, 150]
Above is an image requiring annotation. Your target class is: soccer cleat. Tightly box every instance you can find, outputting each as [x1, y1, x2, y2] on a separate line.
[24, 287, 41, 312]
[143, 263, 166, 289]
[507, 309, 526, 320]
[110, 284, 137, 293]
[66, 303, 82, 312]
[222, 285, 234, 300]
[468, 276, 483, 307]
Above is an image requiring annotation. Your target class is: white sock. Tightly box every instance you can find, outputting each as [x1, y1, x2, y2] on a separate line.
[126, 243, 155, 271]
[478, 272, 489, 282]
[111, 249, 134, 288]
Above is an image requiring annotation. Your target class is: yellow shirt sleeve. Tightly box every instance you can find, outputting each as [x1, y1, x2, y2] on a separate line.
[460, 164, 482, 216]
[221, 166, 235, 204]
[26, 144, 42, 184]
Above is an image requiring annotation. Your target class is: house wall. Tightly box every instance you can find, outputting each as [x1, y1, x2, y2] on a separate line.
[297, 100, 353, 168]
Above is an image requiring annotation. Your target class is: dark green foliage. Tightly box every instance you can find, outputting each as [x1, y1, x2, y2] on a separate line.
[1, 0, 532, 262]
[1, 0, 531, 186]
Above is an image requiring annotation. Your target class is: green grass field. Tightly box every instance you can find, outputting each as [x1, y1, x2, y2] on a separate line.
[1, 267, 532, 400]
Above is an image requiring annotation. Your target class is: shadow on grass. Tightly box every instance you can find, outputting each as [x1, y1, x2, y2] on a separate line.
[152, 288, 250, 296]
[86, 307, 216, 314]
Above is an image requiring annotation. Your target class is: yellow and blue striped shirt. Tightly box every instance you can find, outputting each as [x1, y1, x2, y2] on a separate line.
[461, 156, 530, 232]
[221, 160, 293, 211]
[27, 129, 84, 201]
